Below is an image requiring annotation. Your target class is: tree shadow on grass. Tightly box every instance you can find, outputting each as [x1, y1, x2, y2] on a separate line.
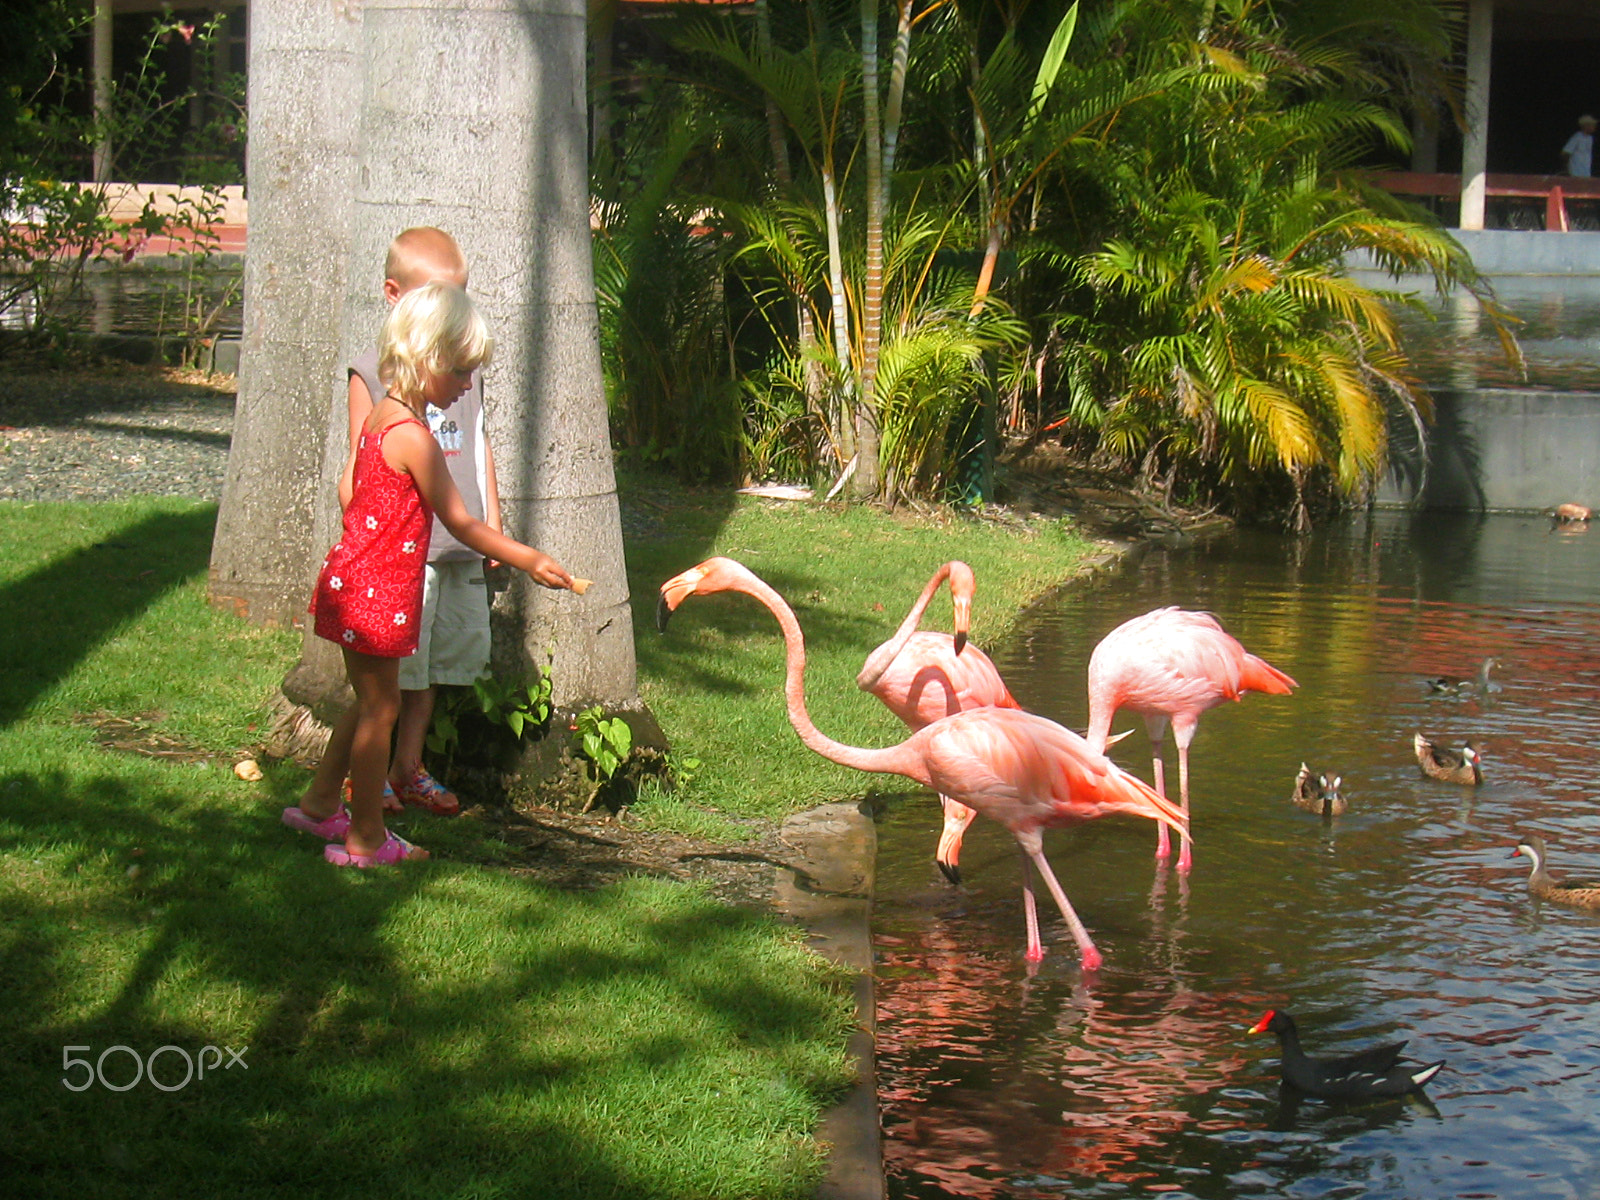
[0, 505, 218, 729]
[0, 765, 849, 1200]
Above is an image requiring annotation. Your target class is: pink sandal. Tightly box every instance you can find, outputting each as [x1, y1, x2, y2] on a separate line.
[282, 804, 351, 840]
[324, 831, 428, 868]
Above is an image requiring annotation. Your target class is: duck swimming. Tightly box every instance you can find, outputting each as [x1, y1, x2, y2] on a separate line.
[1291, 763, 1345, 816]
[1414, 733, 1482, 785]
[1512, 835, 1600, 910]
[1425, 657, 1499, 696]
[1247, 1009, 1444, 1100]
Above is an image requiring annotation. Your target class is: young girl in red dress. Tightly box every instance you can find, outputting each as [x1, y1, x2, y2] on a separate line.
[283, 282, 573, 866]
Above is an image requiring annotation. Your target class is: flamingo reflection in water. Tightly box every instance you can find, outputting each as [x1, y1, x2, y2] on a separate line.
[875, 920, 1258, 1196]
[658, 557, 1187, 969]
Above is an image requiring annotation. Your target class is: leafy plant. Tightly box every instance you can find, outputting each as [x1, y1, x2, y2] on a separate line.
[426, 671, 553, 776]
[149, 183, 243, 368]
[570, 705, 634, 812]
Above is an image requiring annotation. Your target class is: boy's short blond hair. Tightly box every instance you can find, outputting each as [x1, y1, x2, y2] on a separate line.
[385, 226, 467, 291]
[378, 282, 493, 404]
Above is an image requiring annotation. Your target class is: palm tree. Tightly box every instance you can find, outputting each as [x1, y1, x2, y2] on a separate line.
[1040, 0, 1504, 527]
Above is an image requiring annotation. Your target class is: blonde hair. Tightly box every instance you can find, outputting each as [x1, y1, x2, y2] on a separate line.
[378, 282, 493, 404]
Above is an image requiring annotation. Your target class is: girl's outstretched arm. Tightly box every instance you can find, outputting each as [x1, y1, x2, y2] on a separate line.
[384, 422, 573, 590]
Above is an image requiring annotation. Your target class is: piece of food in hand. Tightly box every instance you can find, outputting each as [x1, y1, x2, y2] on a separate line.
[570, 577, 592, 595]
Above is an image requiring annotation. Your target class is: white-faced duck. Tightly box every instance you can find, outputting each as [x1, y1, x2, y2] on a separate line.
[1512, 834, 1600, 910]
[1291, 763, 1345, 816]
[1413, 733, 1482, 785]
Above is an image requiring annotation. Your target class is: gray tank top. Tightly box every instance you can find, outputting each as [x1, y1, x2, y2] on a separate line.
[350, 349, 486, 562]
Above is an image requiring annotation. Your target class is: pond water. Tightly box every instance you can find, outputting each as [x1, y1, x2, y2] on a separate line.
[1351, 271, 1600, 393]
[872, 511, 1600, 1199]
[0, 264, 243, 338]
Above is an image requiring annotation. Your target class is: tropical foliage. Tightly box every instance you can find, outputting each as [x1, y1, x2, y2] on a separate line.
[590, 0, 1490, 525]
[1, 10, 245, 349]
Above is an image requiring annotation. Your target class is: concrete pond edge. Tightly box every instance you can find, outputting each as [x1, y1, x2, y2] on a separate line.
[773, 800, 882, 1200]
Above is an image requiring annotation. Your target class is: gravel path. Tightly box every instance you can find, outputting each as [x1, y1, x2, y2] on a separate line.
[0, 367, 235, 502]
[0, 366, 671, 544]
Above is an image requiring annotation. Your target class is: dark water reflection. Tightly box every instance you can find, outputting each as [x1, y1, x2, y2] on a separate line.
[874, 511, 1600, 1199]
[0, 267, 243, 337]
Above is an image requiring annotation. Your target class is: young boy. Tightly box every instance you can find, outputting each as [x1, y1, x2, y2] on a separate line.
[340, 226, 498, 815]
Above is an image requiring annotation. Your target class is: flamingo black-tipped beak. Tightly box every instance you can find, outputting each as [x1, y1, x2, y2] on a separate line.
[952, 630, 968, 656]
[936, 858, 962, 886]
[656, 565, 708, 633]
[951, 594, 971, 655]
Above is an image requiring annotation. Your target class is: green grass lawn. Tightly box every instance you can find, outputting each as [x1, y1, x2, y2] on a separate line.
[0, 498, 854, 1199]
[0, 485, 1098, 1198]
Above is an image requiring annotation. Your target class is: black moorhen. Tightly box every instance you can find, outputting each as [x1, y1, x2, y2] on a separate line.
[1247, 1009, 1444, 1100]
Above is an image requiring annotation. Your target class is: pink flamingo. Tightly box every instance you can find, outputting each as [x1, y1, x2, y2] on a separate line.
[1086, 606, 1296, 873]
[855, 561, 1021, 884]
[658, 557, 1188, 969]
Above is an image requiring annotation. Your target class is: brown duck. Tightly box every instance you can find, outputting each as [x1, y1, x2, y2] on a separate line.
[1413, 733, 1481, 785]
[1292, 763, 1345, 816]
[1512, 835, 1600, 910]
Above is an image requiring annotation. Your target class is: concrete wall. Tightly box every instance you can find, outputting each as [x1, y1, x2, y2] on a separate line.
[1449, 230, 1600, 275]
[1350, 231, 1600, 277]
[1379, 388, 1600, 511]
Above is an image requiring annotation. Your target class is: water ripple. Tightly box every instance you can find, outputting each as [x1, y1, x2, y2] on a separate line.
[875, 512, 1600, 1199]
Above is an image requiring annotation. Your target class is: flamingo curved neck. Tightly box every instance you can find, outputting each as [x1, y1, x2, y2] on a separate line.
[737, 572, 923, 781]
[856, 564, 951, 692]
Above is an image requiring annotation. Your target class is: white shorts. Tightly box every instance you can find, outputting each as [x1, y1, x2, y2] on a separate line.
[399, 558, 492, 691]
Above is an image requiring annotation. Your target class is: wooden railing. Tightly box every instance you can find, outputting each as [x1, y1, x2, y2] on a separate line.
[1369, 172, 1600, 231]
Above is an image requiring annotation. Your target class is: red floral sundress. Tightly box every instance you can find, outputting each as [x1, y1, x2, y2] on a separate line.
[311, 417, 433, 657]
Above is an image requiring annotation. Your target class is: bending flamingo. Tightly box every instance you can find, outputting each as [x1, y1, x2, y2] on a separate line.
[856, 561, 1021, 884]
[1086, 606, 1296, 873]
[658, 557, 1188, 969]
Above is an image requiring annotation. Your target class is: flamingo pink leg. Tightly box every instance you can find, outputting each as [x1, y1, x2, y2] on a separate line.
[1147, 716, 1171, 861]
[1175, 743, 1194, 873]
[1018, 831, 1103, 970]
[1018, 851, 1044, 961]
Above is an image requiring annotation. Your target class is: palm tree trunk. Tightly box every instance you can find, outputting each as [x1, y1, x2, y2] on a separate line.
[970, 216, 1004, 317]
[754, 0, 791, 186]
[281, 0, 645, 745]
[821, 159, 855, 464]
[881, 0, 913, 203]
[854, 0, 884, 499]
[209, 0, 360, 632]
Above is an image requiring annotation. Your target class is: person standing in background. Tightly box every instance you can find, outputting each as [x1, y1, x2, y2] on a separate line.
[1561, 114, 1597, 177]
